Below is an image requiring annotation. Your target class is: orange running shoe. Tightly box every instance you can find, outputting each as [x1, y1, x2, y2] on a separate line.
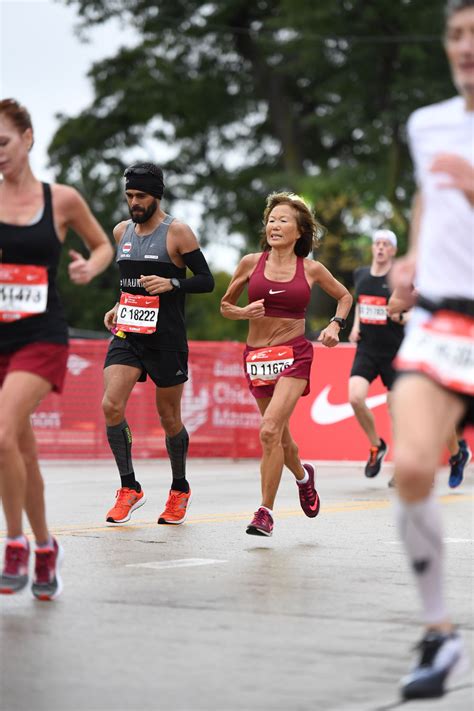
[106, 487, 146, 524]
[157, 489, 192, 524]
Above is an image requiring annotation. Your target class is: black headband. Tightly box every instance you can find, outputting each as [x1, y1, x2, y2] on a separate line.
[124, 170, 164, 199]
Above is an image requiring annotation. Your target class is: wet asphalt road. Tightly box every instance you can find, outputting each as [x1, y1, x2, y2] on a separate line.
[1, 459, 473, 711]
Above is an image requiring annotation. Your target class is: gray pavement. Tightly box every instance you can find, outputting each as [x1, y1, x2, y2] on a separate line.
[0, 459, 473, 711]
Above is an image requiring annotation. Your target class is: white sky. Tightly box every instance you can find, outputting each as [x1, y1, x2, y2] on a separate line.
[0, 0, 240, 270]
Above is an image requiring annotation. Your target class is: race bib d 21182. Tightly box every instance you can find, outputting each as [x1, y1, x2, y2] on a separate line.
[359, 295, 387, 325]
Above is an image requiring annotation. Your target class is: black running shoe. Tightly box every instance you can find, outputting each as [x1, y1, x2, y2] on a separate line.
[365, 438, 388, 478]
[401, 630, 469, 700]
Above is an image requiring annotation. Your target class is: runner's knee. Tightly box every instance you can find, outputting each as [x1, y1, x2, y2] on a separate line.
[394, 448, 436, 490]
[159, 411, 182, 436]
[0, 424, 17, 460]
[259, 418, 281, 449]
[102, 393, 125, 423]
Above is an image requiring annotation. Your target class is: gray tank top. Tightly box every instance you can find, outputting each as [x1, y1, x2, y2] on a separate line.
[116, 214, 187, 351]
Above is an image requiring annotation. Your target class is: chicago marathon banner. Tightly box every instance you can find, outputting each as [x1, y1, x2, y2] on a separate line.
[33, 340, 472, 461]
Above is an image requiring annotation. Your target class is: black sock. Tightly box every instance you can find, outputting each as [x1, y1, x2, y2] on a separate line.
[107, 420, 139, 489]
[121, 474, 141, 492]
[166, 427, 189, 492]
[172, 477, 189, 493]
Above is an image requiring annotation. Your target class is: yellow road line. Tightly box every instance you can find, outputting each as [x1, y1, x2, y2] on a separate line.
[1, 494, 471, 538]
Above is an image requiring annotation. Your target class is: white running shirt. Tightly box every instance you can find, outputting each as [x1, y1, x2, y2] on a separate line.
[407, 96, 474, 301]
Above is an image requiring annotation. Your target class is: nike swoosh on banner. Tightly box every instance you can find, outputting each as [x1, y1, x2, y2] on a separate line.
[269, 289, 286, 294]
[311, 385, 387, 425]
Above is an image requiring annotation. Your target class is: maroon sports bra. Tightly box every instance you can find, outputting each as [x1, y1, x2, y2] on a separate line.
[247, 251, 311, 319]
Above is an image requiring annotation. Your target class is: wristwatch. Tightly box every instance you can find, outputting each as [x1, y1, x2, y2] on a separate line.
[170, 278, 181, 291]
[329, 316, 346, 330]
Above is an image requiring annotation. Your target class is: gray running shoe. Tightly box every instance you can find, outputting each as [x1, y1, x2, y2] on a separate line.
[0, 540, 30, 594]
[32, 537, 64, 601]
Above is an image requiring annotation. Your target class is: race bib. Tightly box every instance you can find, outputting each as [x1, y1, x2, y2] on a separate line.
[116, 293, 159, 334]
[359, 295, 387, 324]
[246, 346, 294, 386]
[396, 311, 474, 395]
[0, 264, 48, 322]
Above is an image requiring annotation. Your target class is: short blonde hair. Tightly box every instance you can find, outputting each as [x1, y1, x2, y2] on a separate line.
[260, 192, 325, 257]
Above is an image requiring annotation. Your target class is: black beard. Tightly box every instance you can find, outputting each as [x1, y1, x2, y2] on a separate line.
[129, 199, 158, 224]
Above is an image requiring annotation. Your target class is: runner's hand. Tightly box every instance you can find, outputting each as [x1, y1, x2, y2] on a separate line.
[139, 275, 173, 294]
[68, 249, 95, 285]
[430, 153, 474, 205]
[104, 304, 118, 331]
[318, 322, 340, 348]
[389, 254, 416, 292]
[348, 327, 360, 343]
[243, 299, 266, 320]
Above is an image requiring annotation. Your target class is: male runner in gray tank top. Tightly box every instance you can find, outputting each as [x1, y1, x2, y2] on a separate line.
[103, 162, 214, 525]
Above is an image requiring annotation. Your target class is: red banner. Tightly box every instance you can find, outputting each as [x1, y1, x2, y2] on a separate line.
[33, 339, 473, 461]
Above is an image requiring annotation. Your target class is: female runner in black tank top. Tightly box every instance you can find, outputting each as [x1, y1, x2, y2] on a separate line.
[0, 99, 113, 600]
[221, 192, 352, 537]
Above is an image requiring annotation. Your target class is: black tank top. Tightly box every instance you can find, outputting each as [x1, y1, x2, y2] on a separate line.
[116, 216, 187, 351]
[0, 183, 68, 352]
[353, 266, 404, 357]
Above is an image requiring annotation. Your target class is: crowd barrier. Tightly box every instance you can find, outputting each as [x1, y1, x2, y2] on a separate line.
[34, 339, 473, 460]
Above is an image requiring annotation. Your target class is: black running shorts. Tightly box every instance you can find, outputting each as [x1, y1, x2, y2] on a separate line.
[350, 349, 398, 390]
[104, 335, 188, 388]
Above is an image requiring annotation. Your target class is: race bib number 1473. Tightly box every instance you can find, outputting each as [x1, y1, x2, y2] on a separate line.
[0, 264, 48, 322]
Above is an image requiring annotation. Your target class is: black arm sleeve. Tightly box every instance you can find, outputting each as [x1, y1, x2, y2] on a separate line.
[178, 248, 215, 293]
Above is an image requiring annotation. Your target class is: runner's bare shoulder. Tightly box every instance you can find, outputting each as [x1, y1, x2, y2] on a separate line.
[113, 220, 132, 244]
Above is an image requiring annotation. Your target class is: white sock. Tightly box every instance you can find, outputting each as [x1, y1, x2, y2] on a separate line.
[395, 494, 447, 625]
[6, 534, 28, 547]
[261, 506, 273, 516]
[35, 536, 54, 550]
[296, 469, 309, 485]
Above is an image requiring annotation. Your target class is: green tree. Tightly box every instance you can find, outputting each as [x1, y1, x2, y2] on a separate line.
[52, 0, 452, 334]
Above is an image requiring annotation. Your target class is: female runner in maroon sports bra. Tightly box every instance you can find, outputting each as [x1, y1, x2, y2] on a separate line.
[221, 192, 352, 536]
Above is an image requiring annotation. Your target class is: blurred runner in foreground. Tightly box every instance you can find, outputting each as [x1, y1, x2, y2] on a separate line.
[390, 0, 474, 699]
[0, 99, 113, 600]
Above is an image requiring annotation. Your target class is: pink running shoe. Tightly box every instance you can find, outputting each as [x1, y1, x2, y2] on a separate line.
[297, 463, 321, 518]
[0, 539, 30, 594]
[32, 537, 64, 601]
[246, 507, 274, 536]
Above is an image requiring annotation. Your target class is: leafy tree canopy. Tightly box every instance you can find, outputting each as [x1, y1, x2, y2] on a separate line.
[51, 0, 452, 336]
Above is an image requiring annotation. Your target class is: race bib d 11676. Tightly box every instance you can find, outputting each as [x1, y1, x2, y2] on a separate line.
[246, 346, 294, 386]
[396, 311, 474, 395]
[0, 264, 48, 322]
[116, 293, 159, 335]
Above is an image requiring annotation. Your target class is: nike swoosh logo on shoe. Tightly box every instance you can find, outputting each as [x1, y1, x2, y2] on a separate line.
[268, 289, 286, 294]
[311, 385, 387, 425]
[309, 496, 319, 511]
